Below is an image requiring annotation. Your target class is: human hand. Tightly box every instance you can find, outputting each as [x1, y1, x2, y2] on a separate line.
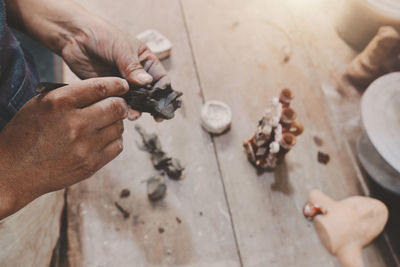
[61, 16, 170, 121]
[0, 77, 129, 218]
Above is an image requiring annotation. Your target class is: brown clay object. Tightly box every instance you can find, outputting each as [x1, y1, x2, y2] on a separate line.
[120, 189, 130, 198]
[135, 125, 184, 179]
[147, 176, 167, 202]
[306, 189, 388, 267]
[243, 88, 303, 171]
[317, 151, 330, 165]
[347, 26, 400, 87]
[34, 81, 183, 120]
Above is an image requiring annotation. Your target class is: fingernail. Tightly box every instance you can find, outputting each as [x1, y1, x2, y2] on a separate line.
[121, 79, 129, 91]
[136, 72, 153, 84]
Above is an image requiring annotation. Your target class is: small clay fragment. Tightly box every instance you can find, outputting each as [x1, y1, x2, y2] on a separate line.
[158, 227, 165, 234]
[114, 202, 130, 219]
[120, 189, 130, 198]
[313, 136, 323, 146]
[303, 202, 327, 220]
[317, 151, 330, 165]
[136, 125, 184, 179]
[147, 176, 167, 202]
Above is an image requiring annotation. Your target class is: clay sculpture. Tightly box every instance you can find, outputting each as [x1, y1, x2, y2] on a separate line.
[124, 83, 182, 120]
[35, 81, 183, 120]
[135, 125, 184, 179]
[347, 26, 400, 87]
[243, 88, 303, 171]
[303, 189, 389, 267]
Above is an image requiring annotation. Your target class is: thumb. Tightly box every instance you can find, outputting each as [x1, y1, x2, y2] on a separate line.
[117, 54, 153, 86]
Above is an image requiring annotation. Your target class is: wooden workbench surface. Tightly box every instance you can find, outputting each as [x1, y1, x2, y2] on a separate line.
[63, 0, 399, 266]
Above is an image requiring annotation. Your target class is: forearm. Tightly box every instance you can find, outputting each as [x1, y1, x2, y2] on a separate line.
[4, 0, 92, 54]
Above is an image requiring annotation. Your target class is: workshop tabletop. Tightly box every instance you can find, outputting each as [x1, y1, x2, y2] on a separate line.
[63, 0, 399, 266]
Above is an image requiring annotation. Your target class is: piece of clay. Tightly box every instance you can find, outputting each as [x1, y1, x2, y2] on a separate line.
[303, 202, 327, 220]
[124, 83, 182, 120]
[120, 189, 130, 198]
[114, 202, 130, 219]
[200, 100, 232, 135]
[137, 29, 172, 60]
[305, 189, 388, 267]
[317, 151, 330, 165]
[34, 81, 183, 120]
[347, 26, 400, 87]
[136, 125, 184, 179]
[243, 89, 303, 171]
[147, 176, 167, 202]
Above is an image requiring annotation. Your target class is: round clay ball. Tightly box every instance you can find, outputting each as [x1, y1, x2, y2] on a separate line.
[201, 100, 232, 134]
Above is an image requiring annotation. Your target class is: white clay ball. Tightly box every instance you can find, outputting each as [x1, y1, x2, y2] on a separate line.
[201, 100, 232, 135]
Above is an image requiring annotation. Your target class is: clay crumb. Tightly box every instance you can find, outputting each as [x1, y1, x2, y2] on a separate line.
[120, 188, 130, 198]
[176, 217, 182, 224]
[317, 151, 330, 165]
[158, 227, 165, 234]
[114, 202, 130, 219]
[147, 176, 167, 202]
[313, 136, 324, 146]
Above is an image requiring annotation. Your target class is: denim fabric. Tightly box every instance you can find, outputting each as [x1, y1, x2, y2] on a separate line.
[0, 0, 39, 131]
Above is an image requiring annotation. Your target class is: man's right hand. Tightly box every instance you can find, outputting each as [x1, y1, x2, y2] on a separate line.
[0, 77, 129, 219]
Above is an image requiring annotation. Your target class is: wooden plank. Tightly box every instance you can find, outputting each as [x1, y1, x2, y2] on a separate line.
[0, 191, 64, 267]
[180, 0, 394, 266]
[64, 0, 241, 266]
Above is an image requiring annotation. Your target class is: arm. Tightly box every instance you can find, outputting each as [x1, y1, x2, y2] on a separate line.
[4, 0, 87, 54]
[4, 0, 168, 89]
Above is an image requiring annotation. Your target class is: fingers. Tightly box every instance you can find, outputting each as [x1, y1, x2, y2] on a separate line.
[97, 120, 124, 147]
[83, 97, 128, 130]
[54, 77, 129, 108]
[141, 53, 169, 87]
[117, 45, 153, 86]
[97, 138, 124, 169]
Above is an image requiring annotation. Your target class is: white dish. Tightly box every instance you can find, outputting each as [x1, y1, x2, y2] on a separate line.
[201, 100, 232, 135]
[361, 72, 400, 173]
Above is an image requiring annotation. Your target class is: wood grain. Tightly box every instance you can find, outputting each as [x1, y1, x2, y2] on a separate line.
[0, 191, 64, 267]
[180, 0, 396, 266]
[64, 0, 241, 266]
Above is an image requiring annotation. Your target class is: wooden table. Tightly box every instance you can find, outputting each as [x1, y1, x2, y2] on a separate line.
[63, 0, 399, 266]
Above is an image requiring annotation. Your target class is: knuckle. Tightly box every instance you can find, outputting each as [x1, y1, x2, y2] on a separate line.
[82, 157, 99, 175]
[116, 139, 123, 153]
[75, 145, 90, 161]
[125, 62, 142, 74]
[91, 79, 107, 98]
[67, 118, 85, 141]
[110, 98, 126, 117]
[43, 94, 65, 110]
